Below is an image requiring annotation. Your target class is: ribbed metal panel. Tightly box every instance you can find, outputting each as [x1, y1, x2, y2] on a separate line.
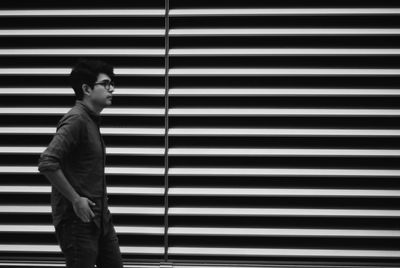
[1, 0, 400, 267]
[0, 0, 166, 266]
[166, 0, 400, 267]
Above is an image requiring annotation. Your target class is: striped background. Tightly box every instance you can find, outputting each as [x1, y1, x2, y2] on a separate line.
[0, 0, 399, 267]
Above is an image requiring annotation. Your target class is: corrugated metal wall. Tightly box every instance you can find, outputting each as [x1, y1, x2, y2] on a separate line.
[0, 0, 399, 267]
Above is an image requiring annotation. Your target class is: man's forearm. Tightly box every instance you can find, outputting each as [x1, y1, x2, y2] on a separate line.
[41, 169, 80, 204]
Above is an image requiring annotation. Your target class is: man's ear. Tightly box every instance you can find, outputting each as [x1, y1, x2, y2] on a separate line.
[81, 84, 91, 96]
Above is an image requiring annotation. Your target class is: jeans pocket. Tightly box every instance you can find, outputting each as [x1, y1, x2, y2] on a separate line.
[72, 217, 98, 240]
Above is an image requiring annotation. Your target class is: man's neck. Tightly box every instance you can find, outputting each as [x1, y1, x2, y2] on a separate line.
[82, 99, 103, 115]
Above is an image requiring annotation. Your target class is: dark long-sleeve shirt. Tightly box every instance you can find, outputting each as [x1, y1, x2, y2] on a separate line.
[38, 100, 110, 229]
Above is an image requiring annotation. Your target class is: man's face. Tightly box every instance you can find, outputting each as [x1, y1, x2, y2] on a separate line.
[87, 73, 114, 108]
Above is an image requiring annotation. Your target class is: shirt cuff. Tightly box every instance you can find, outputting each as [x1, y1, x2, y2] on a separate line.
[38, 155, 61, 173]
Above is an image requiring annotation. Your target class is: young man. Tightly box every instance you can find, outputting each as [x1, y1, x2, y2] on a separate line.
[38, 59, 123, 267]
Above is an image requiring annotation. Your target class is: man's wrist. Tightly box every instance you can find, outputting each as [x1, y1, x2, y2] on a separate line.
[72, 195, 81, 205]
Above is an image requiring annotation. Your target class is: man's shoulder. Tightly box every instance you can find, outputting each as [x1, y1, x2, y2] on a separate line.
[57, 105, 85, 127]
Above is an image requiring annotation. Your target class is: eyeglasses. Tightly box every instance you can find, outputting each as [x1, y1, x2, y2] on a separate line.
[94, 80, 115, 91]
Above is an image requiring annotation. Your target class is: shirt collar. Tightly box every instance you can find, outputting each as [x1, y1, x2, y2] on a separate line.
[75, 100, 101, 126]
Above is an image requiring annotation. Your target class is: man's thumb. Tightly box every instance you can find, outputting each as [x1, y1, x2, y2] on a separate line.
[88, 199, 96, 206]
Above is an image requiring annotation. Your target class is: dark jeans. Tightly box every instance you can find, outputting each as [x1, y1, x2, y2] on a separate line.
[55, 214, 123, 268]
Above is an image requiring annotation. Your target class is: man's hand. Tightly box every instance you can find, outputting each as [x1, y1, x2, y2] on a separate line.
[39, 169, 96, 223]
[72, 197, 96, 223]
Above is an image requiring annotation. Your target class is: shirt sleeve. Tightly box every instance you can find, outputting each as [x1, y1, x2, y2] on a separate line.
[38, 114, 83, 173]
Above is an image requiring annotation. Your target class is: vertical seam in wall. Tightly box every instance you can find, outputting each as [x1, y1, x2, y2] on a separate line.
[163, 0, 170, 262]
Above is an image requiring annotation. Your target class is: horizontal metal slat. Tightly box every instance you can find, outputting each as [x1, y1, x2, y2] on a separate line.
[4, 127, 397, 138]
[0, 224, 163, 235]
[169, 8, 400, 16]
[11, 48, 400, 58]
[168, 168, 400, 177]
[168, 108, 400, 117]
[3, 127, 398, 137]
[0, 166, 165, 175]
[0, 244, 163, 254]
[0, 68, 165, 76]
[3, 185, 399, 197]
[8, 206, 399, 218]
[168, 227, 400, 238]
[3, 108, 399, 117]
[0, 261, 64, 267]
[169, 68, 400, 76]
[168, 148, 400, 157]
[168, 188, 400, 198]
[169, 207, 400, 217]
[169, 48, 400, 56]
[102, 147, 165, 155]
[0, 107, 165, 116]
[0, 224, 164, 234]
[0, 88, 165, 96]
[0, 29, 164, 37]
[0, 206, 164, 215]
[4, 185, 398, 198]
[0, 146, 164, 156]
[0, 186, 164, 195]
[169, 88, 400, 96]
[169, 28, 400, 36]
[108, 167, 165, 176]
[0, 9, 165, 17]
[168, 128, 400, 137]
[168, 247, 400, 258]
[0, 127, 165, 136]
[0, 49, 165, 56]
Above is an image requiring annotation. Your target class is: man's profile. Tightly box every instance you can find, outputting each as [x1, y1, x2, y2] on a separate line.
[38, 58, 123, 267]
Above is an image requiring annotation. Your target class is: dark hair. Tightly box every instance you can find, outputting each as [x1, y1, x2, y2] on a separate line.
[69, 58, 114, 100]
